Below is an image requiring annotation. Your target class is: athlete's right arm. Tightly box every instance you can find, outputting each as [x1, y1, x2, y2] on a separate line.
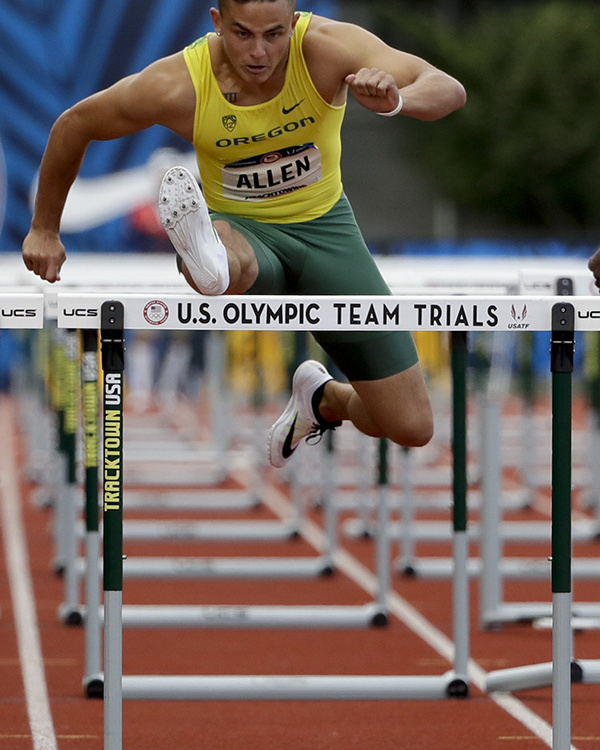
[22, 52, 195, 282]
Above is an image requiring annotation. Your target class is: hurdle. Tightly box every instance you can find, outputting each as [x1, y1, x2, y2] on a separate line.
[64, 306, 402, 697]
[52, 291, 522, 750]
[484, 303, 582, 742]
[91, 295, 467, 710]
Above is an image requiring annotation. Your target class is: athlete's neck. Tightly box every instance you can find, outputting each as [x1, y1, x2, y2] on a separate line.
[210, 36, 290, 106]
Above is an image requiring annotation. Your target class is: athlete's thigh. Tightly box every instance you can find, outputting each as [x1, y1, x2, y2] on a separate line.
[351, 363, 434, 446]
[295, 196, 390, 297]
[210, 212, 288, 294]
[295, 200, 420, 379]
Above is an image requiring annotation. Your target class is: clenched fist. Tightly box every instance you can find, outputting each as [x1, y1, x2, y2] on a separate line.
[22, 228, 66, 283]
[345, 67, 402, 115]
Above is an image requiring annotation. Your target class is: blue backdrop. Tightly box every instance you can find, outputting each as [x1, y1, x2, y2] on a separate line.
[0, 0, 338, 253]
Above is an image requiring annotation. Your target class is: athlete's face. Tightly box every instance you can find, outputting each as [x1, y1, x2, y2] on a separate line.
[211, 2, 299, 84]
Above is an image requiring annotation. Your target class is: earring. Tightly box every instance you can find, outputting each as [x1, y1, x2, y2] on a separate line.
[216, 31, 222, 36]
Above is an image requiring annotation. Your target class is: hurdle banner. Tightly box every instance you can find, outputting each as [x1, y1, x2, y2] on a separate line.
[57, 292, 600, 332]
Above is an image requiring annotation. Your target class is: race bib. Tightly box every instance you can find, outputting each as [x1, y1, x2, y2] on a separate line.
[221, 143, 322, 201]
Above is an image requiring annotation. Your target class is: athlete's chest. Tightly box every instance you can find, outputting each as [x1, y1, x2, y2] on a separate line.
[209, 40, 342, 109]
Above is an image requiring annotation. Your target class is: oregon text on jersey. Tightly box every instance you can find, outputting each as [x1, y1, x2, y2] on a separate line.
[215, 117, 316, 148]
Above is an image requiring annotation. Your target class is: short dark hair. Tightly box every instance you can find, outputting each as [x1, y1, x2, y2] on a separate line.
[218, 0, 296, 13]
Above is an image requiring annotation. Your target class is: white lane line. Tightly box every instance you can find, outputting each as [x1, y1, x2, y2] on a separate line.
[263, 482, 575, 750]
[0, 397, 58, 750]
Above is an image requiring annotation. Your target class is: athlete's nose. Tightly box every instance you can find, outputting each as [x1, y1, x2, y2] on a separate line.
[249, 38, 267, 59]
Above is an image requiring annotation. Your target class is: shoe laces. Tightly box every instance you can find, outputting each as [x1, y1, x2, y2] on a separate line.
[305, 419, 342, 446]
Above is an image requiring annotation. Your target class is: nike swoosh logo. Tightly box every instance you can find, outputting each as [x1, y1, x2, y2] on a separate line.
[282, 100, 304, 115]
[281, 414, 298, 459]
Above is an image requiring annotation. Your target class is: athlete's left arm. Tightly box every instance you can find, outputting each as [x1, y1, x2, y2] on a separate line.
[328, 21, 466, 121]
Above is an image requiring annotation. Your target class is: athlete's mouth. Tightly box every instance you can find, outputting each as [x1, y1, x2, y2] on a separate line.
[246, 65, 268, 74]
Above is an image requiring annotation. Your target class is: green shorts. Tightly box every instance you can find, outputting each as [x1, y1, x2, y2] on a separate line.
[210, 194, 418, 381]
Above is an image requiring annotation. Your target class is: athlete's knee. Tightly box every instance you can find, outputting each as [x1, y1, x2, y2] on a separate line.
[212, 219, 236, 248]
[213, 220, 258, 293]
[387, 412, 434, 448]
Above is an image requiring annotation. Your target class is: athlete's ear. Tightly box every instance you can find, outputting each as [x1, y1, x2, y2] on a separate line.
[291, 12, 300, 31]
[209, 7, 222, 35]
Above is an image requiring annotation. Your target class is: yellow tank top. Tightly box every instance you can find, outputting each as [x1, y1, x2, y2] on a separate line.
[183, 12, 345, 223]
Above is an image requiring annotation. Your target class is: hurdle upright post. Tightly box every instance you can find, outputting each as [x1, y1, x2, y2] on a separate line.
[58, 329, 83, 624]
[375, 439, 391, 621]
[82, 329, 103, 697]
[450, 331, 470, 691]
[100, 301, 125, 750]
[550, 302, 574, 750]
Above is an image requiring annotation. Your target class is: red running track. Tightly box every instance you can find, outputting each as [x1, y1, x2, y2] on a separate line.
[2, 394, 600, 749]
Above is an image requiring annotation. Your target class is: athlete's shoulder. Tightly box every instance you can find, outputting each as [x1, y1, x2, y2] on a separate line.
[136, 52, 191, 98]
[302, 13, 353, 43]
[304, 14, 381, 42]
[302, 15, 385, 74]
[126, 52, 195, 138]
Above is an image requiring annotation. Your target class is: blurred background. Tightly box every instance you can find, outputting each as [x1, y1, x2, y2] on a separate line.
[2, 0, 600, 257]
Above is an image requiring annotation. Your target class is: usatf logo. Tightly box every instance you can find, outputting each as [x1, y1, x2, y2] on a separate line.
[222, 115, 237, 132]
[509, 304, 530, 329]
[511, 304, 527, 322]
[143, 300, 169, 326]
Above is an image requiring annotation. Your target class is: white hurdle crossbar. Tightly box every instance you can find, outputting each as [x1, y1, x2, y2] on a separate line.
[53, 292, 596, 750]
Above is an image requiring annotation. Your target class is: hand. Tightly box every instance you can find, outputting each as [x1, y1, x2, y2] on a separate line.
[589, 247, 600, 290]
[345, 67, 401, 115]
[22, 227, 66, 283]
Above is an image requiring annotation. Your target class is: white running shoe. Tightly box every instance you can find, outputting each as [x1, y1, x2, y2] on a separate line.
[267, 360, 342, 468]
[158, 166, 230, 295]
